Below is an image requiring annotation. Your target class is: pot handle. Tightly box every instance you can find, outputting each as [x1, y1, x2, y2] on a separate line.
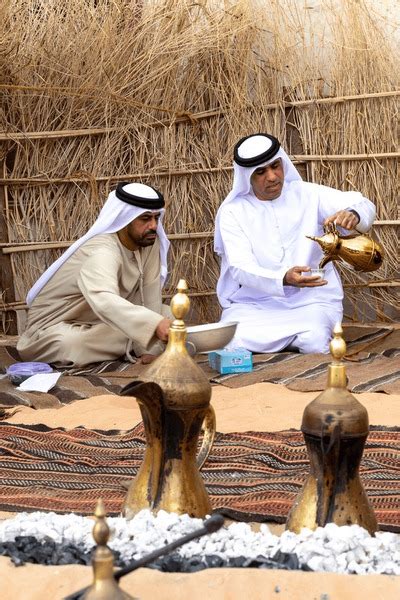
[323, 221, 338, 234]
[185, 340, 197, 356]
[197, 405, 216, 469]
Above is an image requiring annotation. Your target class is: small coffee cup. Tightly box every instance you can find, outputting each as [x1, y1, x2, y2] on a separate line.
[302, 268, 325, 278]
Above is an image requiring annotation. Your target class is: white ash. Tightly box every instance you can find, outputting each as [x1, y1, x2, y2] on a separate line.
[1, 510, 399, 575]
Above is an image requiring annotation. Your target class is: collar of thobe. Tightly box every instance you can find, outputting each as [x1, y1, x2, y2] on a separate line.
[26, 190, 170, 305]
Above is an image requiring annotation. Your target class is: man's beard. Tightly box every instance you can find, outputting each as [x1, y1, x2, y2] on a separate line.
[137, 232, 157, 247]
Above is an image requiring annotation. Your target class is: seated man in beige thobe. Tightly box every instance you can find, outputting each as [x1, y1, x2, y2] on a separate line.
[17, 182, 172, 367]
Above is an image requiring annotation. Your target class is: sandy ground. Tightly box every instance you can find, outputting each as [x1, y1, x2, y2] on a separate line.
[4, 382, 399, 432]
[1, 382, 399, 599]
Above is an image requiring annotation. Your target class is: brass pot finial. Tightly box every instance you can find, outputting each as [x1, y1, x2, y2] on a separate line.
[82, 500, 135, 600]
[92, 499, 108, 546]
[170, 278, 190, 323]
[330, 322, 346, 362]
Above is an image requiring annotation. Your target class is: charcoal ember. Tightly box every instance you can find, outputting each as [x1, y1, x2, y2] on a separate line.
[49, 544, 92, 566]
[227, 556, 248, 568]
[148, 552, 185, 572]
[244, 555, 287, 570]
[36, 546, 57, 563]
[52, 543, 86, 566]
[224, 554, 301, 571]
[13, 536, 55, 565]
[272, 550, 301, 570]
[0, 542, 10, 557]
[239, 556, 264, 568]
[0, 536, 93, 566]
[203, 554, 225, 568]
[15, 535, 37, 544]
[152, 554, 209, 573]
[233, 555, 274, 569]
[182, 555, 207, 572]
[0, 542, 26, 566]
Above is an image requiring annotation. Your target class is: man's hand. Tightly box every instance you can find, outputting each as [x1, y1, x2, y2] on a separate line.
[324, 209, 360, 231]
[155, 317, 172, 342]
[139, 354, 159, 365]
[284, 266, 327, 288]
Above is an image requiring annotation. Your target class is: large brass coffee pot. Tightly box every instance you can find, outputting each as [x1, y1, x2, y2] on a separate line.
[286, 323, 378, 535]
[307, 223, 384, 272]
[120, 280, 215, 519]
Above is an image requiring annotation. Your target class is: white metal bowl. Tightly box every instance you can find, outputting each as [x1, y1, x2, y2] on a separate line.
[186, 321, 238, 354]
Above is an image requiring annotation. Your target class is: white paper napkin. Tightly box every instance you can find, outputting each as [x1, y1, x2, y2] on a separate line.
[17, 372, 62, 392]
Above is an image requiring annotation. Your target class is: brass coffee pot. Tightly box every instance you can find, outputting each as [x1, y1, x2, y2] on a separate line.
[286, 323, 378, 535]
[307, 223, 384, 271]
[120, 279, 215, 519]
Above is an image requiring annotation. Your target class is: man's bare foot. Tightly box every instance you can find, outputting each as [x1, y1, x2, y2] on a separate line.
[139, 354, 158, 365]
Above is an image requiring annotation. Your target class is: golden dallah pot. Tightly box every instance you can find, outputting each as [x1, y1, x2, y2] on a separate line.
[286, 324, 378, 535]
[307, 223, 384, 272]
[120, 280, 215, 519]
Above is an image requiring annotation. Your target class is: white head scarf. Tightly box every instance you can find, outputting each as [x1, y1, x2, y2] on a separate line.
[214, 134, 302, 255]
[26, 183, 170, 306]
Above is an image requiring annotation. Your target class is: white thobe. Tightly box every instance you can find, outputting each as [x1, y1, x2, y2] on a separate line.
[17, 233, 170, 366]
[215, 180, 376, 353]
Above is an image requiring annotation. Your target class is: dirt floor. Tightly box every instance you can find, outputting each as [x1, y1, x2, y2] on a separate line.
[1, 380, 399, 599]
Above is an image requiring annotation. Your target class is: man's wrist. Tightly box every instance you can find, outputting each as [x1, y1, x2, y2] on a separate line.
[348, 209, 360, 223]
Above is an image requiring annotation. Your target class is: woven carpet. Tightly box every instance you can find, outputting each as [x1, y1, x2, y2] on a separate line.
[0, 326, 399, 408]
[0, 422, 399, 532]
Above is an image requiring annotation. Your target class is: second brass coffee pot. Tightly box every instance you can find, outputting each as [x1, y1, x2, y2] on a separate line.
[286, 324, 378, 534]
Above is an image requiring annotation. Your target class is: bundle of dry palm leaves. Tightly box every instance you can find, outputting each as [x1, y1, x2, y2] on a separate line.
[0, 0, 398, 332]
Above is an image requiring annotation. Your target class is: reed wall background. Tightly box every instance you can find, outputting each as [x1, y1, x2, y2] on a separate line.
[0, 0, 399, 334]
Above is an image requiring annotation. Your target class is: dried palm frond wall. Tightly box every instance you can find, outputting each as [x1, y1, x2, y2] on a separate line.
[0, 0, 398, 334]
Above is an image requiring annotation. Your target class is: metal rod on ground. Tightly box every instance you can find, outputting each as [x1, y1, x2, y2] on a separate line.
[64, 513, 225, 600]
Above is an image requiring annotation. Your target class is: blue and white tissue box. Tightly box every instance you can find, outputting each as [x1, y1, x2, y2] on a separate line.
[208, 347, 253, 374]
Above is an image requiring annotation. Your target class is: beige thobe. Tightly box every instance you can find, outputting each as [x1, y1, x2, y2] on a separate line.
[17, 233, 170, 367]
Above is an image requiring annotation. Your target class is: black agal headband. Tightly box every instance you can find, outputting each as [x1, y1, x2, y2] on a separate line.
[234, 133, 280, 167]
[116, 182, 165, 209]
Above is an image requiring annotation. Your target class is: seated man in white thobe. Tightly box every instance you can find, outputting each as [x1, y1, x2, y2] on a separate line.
[214, 133, 376, 353]
[17, 182, 172, 367]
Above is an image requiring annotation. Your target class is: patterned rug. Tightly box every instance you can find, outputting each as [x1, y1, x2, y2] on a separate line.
[0, 326, 399, 408]
[0, 422, 399, 532]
